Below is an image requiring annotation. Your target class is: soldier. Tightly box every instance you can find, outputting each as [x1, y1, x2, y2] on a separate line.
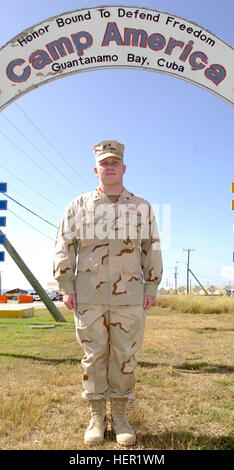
[53, 140, 163, 446]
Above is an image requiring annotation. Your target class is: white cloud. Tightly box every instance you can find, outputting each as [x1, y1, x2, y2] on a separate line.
[221, 265, 234, 281]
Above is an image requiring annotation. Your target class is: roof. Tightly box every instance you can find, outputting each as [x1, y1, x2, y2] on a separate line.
[4, 288, 28, 294]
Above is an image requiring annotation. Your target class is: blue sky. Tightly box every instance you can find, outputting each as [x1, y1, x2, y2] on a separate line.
[0, 0, 233, 291]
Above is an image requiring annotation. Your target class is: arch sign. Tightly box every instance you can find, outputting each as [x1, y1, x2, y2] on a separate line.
[0, 5, 233, 110]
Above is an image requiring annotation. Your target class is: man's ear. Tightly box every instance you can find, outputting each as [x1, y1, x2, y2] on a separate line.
[122, 164, 126, 175]
[94, 167, 98, 175]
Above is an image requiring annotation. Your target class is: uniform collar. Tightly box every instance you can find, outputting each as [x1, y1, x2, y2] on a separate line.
[93, 186, 133, 203]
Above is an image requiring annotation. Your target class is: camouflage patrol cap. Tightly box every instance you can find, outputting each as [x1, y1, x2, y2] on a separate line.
[93, 140, 125, 162]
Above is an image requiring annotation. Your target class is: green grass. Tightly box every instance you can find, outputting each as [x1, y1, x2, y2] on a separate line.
[0, 304, 233, 450]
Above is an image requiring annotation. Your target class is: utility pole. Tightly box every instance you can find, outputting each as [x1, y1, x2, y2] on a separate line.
[174, 266, 178, 294]
[0, 229, 66, 322]
[183, 248, 195, 294]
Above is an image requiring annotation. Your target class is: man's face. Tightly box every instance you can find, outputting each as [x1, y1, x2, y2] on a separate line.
[94, 157, 126, 186]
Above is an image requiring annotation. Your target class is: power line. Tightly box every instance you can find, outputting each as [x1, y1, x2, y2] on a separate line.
[8, 209, 55, 242]
[3, 193, 58, 229]
[6, 193, 231, 272]
[193, 268, 223, 276]
[4, 186, 60, 225]
[173, 242, 232, 265]
[195, 248, 232, 265]
[2, 111, 80, 195]
[0, 162, 63, 211]
[197, 275, 227, 282]
[0, 127, 75, 197]
[15, 102, 93, 191]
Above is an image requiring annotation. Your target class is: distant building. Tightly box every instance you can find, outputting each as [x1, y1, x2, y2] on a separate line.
[158, 285, 233, 296]
[4, 288, 28, 299]
[193, 286, 201, 295]
[159, 287, 175, 295]
[158, 287, 168, 295]
[224, 287, 234, 296]
[177, 286, 187, 294]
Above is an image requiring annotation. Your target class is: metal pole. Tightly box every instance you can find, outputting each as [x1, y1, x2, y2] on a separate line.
[189, 268, 209, 296]
[174, 266, 178, 293]
[183, 249, 195, 294]
[0, 229, 66, 322]
[187, 250, 190, 294]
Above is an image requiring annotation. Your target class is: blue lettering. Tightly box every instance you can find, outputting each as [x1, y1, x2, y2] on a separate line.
[165, 38, 184, 55]
[102, 22, 123, 46]
[29, 50, 52, 69]
[124, 28, 147, 47]
[205, 64, 226, 85]
[148, 33, 166, 51]
[189, 51, 208, 70]
[6, 59, 31, 82]
[47, 37, 74, 60]
[71, 31, 93, 56]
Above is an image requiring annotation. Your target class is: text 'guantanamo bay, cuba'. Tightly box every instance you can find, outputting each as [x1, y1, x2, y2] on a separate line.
[0, 6, 233, 109]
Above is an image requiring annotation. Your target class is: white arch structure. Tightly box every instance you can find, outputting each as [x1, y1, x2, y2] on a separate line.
[0, 5, 233, 110]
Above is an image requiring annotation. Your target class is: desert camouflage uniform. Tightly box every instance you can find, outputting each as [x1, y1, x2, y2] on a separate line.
[54, 186, 163, 399]
[74, 303, 145, 400]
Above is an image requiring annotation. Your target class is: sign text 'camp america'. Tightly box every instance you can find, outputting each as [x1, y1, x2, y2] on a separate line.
[0, 6, 233, 109]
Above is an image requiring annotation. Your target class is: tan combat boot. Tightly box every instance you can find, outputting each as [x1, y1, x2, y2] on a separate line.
[84, 399, 107, 445]
[110, 398, 136, 446]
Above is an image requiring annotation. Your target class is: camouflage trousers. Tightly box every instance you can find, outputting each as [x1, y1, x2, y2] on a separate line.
[74, 304, 146, 400]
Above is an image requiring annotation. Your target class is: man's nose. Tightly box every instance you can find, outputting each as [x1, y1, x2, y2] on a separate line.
[105, 162, 115, 167]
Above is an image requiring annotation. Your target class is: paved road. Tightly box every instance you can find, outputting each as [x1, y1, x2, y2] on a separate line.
[33, 300, 65, 308]
[8, 300, 65, 308]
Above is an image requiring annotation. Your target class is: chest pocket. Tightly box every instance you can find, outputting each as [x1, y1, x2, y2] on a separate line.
[122, 248, 142, 274]
[78, 246, 99, 272]
[78, 214, 95, 245]
[125, 206, 143, 243]
[77, 215, 96, 271]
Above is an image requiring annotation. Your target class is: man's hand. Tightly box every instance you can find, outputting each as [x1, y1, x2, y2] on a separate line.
[143, 295, 155, 310]
[63, 293, 77, 310]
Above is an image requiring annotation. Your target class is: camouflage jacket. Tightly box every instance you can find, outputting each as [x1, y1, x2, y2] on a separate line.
[53, 187, 163, 305]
